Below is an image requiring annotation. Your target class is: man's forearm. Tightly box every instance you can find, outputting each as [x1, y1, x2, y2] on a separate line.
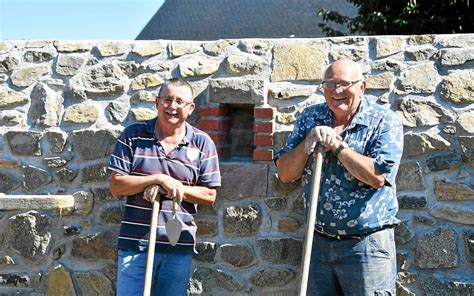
[336, 148, 385, 188]
[276, 141, 310, 183]
[183, 186, 217, 205]
[110, 172, 217, 204]
[109, 172, 159, 196]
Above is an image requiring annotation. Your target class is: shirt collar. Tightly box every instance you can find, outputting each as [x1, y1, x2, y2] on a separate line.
[145, 117, 194, 146]
[349, 97, 371, 127]
[319, 97, 371, 129]
[182, 122, 195, 145]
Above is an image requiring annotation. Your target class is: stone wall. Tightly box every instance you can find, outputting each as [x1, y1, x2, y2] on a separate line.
[0, 35, 473, 295]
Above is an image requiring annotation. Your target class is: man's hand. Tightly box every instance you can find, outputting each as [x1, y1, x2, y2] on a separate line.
[157, 175, 185, 203]
[143, 184, 161, 203]
[304, 126, 342, 154]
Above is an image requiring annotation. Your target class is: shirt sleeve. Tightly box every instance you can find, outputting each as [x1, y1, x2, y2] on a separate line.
[369, 112, 404, 186]
[108, 127, 133, 175]
[198, 135, 221, 188]
[274, 108, 311, 162]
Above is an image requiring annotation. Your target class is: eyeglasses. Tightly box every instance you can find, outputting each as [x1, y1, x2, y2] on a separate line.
[321, 80, 361, 90]
[158, 97, 193, 108]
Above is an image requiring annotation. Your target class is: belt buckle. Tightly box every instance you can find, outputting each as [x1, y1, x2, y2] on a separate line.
[326, 232, 341, 240]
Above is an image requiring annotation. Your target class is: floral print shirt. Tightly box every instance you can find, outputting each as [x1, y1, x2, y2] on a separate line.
[275, 98, 404, 236]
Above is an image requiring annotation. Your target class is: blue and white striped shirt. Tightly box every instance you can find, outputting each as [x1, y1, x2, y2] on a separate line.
[108, 118, 221, 254]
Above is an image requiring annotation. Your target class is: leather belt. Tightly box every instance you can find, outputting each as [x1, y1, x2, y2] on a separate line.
[315, 231, 362, 240]
[315, 225, 394, 240]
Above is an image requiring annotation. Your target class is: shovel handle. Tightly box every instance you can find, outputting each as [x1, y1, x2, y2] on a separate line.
[172, 199, 177, 216]
[143, 198, 160, 296]
[299, 144, 324, 296]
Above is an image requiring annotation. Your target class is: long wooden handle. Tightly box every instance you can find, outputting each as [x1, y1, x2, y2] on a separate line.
[299, 144, 324, 296]
[143, 199, 160, 296]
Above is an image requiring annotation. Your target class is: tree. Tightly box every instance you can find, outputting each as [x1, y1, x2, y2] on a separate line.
[319, 0, 473, 36]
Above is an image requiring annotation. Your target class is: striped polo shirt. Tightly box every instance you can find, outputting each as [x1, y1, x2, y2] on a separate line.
[108, 118, 221, 254]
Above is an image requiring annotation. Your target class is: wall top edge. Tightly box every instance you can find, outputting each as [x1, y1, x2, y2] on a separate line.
[1, 33, 474, 43]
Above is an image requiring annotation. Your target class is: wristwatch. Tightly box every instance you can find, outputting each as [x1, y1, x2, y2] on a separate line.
[334, 141, 349, 157]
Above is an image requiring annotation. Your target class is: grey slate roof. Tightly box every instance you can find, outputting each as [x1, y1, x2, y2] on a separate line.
[137, 0, 357, 40]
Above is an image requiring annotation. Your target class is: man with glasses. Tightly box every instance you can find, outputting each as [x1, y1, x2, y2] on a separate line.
[108, 78, 221, 295]
[275, 59, 403, 295]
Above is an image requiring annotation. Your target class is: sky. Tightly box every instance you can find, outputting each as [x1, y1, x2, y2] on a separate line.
[0, 0, 165, 40]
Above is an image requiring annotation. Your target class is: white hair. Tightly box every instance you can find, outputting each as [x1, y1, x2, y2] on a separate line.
[323, 59, 364, 81]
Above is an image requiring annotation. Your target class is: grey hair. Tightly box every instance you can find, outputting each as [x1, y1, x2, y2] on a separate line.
[323, 59, 364, 81]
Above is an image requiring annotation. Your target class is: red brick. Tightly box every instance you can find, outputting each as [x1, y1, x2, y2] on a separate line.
[199, 105, 228, 117]
[254, 134, 274, 146]
[253, 149, 274, 161]
[208, 132, 229, 144]
[254, 121, 273, 133]
[199, 119, 231, 131]
[254, 107, 275, 119]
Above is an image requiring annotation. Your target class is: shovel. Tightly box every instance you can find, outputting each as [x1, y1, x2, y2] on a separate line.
[143, 191, 160, 296]
[299, 144, 324, 296]
[165, 199, 182, 246]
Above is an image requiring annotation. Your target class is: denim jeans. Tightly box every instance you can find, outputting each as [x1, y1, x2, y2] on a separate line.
[116, 249, 193, 296]
[308, 228, 396, 296]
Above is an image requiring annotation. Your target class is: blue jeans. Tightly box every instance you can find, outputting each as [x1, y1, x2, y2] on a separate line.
[308, 228, 396, 296]
[116, 249, 193, 296]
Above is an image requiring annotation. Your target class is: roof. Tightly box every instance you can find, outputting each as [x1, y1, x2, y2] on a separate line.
[137, 0, 357, 40]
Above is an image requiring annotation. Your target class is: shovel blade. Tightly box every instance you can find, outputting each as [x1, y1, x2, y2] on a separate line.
[165, 219, 182, 246]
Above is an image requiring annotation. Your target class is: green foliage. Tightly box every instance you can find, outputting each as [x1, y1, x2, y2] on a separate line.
[319, 0, 473, 36]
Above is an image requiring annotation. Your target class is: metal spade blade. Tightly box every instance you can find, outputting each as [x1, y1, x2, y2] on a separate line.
[165, 200, 182, 246]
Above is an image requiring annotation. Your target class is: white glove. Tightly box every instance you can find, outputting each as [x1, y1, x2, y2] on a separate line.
[304, 126, 341, 155]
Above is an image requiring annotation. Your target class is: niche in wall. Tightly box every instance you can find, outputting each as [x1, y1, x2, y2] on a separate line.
[227, 104, 254, 160]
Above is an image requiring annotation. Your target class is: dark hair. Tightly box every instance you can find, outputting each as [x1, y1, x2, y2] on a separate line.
[158, 78, 193, 98]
